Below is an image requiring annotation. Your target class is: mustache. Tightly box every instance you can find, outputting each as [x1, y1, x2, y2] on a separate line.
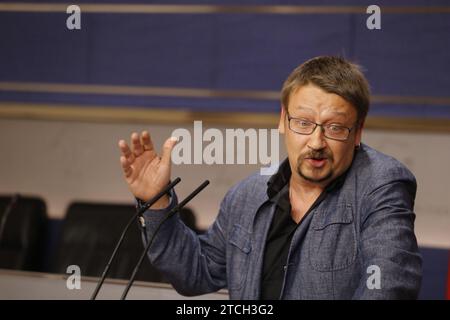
[301, 149, 333, 160]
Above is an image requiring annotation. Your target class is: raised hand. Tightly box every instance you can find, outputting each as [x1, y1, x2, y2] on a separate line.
[118, 131, 178, 209]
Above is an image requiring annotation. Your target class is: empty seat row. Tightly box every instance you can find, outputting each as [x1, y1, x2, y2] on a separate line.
[0, 195, 201, 283]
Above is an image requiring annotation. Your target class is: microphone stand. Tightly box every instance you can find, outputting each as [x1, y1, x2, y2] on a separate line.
[120, 180, 210, 300]
[90, 177, 181, 300]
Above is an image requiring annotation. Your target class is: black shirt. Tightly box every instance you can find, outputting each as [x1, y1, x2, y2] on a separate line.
[260, 181, 296, 300]
[260, 159, 347, 300]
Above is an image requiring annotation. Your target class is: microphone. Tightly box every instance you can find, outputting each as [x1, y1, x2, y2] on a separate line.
[90, 177, 181, 300]
[120, 180, 210, 300]
[0, 194, 20, 245]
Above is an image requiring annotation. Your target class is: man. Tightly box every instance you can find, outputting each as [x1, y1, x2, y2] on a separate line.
[118, 56, 422, 299]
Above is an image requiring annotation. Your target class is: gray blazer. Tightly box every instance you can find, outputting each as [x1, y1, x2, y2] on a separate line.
[142, 143, 422, 299]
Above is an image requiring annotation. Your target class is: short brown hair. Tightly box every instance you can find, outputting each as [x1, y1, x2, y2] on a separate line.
[281, 56, 370, 126]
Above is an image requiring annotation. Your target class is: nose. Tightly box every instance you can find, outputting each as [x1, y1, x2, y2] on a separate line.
[307, 125, 327, 150]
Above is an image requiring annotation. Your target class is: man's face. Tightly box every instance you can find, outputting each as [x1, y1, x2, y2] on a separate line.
[278, 84, 363, 186]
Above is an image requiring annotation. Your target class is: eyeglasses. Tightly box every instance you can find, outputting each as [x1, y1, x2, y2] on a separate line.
[286, 111, 355, 141]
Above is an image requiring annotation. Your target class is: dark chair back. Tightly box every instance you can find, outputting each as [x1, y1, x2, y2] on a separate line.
[51, 202, 166, 283]
[0, 195, 48, 271]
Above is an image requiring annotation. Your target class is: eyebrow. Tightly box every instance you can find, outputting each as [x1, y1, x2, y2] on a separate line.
[293, 106, 348, 118]
[329, 111, 347, 118]
[294, 106, 314, 113]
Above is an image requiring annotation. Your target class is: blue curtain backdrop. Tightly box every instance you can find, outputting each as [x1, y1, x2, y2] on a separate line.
[0, 0, 449, 119]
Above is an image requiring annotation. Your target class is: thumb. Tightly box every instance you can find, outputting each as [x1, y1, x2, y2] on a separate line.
[161, 136, 178, 166]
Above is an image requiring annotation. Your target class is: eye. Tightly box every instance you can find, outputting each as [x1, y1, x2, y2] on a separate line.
[296, 119, 313, 127]
[328, 124, 345, 132]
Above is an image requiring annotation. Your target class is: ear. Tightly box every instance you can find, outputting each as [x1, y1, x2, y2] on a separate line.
[278, 106, 286, 134]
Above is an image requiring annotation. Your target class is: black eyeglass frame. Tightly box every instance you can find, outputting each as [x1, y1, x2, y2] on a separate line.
[286, 111, 356, 142]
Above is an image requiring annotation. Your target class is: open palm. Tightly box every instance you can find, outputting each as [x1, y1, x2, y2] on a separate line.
[118, 131, 177, 207]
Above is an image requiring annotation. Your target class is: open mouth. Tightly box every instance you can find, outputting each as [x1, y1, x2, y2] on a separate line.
[306, 157, 328, 168]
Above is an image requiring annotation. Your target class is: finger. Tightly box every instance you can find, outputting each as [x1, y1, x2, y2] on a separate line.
[131, 132, 144, 157]
[118, 140, 135, 162]
[120, 155, 131, 169]
[161, 136, 178, 166]
[120, 156, 133, 178]
[141, 131, 154, 152]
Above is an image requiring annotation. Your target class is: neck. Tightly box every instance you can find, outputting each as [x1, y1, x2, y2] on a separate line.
[288, 174, 325, 223]
[289, 173, 325, 200]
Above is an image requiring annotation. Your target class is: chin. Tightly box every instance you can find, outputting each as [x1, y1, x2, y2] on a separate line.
[298, 166, 333, 184]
